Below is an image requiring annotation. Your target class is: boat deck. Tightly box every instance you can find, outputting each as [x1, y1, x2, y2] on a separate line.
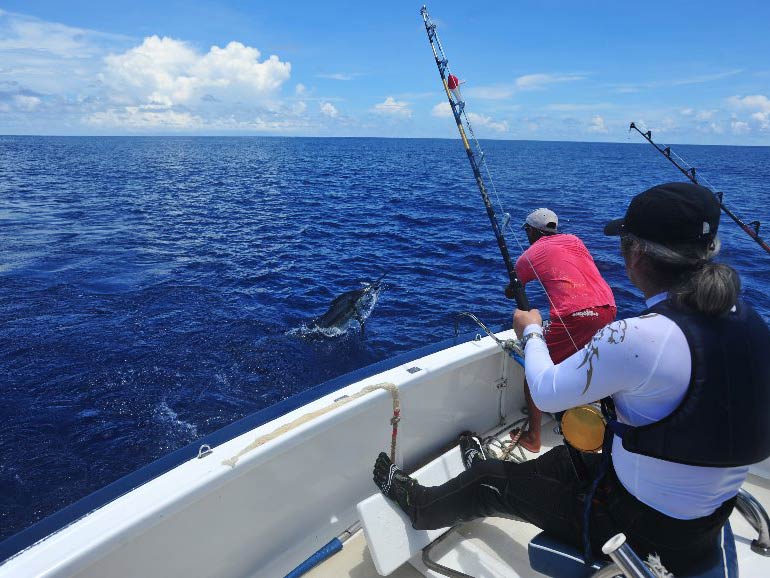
[308, 414, 770, 577]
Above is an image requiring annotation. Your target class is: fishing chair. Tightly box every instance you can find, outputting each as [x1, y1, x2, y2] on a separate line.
[359, 451, 766, 577]
[528, 522, 736, 578]
[529, 487, 770, 578]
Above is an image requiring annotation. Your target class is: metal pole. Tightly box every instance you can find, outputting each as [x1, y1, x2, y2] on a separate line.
[601, 534, 656, 578]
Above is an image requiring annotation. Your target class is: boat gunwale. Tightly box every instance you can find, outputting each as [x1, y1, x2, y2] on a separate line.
[0, 327, 499, 566]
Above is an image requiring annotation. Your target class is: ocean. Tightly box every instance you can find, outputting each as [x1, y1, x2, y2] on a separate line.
[1, 136, 769, 541]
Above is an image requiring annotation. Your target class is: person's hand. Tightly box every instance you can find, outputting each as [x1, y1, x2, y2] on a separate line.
[513, 308, 542, 337]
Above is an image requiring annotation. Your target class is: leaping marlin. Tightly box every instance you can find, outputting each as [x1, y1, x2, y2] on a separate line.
[311, 274, 386, 334]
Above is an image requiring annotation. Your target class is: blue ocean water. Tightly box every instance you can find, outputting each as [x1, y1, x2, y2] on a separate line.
[1, 136, 769, 541]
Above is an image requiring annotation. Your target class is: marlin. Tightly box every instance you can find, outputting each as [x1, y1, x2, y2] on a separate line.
[311, 275, 386, 334]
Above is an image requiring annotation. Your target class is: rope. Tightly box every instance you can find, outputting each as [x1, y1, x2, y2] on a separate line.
[222, 382, 401, 468]
[479, 416, 529, 464]
[390, 403, 401, 463]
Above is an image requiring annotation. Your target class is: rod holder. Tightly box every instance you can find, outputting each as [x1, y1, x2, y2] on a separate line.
[601, 533, 656, 578]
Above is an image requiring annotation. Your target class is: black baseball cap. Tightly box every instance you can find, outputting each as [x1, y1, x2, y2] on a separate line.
[604, 182, 721, 244]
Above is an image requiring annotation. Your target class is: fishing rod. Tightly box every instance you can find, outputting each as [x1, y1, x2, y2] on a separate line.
[629, 122, 770, 256]
[420, 5, 530, 310]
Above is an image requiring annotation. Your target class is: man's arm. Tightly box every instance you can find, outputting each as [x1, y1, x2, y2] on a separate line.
[515, 245, 537, 285]
[521, 318, 651, 413]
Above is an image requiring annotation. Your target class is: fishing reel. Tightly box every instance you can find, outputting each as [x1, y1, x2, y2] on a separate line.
[561, 405, 605, 453]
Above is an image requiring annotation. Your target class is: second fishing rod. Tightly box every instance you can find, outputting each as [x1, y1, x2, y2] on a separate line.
[630, 122, 770, 256]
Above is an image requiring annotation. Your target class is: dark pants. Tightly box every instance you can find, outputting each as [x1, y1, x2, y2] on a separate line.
[404, 445, 735, 574]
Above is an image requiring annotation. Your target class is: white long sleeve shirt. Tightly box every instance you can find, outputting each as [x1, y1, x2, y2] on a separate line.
[523, 293, 748, 520]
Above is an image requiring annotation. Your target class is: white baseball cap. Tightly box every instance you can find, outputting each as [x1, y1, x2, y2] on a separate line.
[524, 208, 558, 233]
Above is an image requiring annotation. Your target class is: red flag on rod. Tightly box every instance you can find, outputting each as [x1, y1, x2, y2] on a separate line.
[447, 74, 463, 103]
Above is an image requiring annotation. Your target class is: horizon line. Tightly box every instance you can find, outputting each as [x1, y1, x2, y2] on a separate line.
[2, 134, 768, 148]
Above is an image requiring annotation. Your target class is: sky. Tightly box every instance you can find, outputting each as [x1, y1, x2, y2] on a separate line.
[1, 1, 769, 144]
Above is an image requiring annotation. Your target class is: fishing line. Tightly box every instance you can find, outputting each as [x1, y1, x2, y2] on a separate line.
[464, 108, 581, 353]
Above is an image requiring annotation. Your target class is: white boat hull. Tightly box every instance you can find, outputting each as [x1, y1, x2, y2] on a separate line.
[2, 329, 769, 577]
[1, 331, 524, 577]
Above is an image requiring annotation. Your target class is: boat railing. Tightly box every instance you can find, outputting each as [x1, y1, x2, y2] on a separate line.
[736, 488, 770, 556]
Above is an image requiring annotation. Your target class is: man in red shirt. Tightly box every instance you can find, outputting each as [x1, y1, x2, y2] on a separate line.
[515, 208, 616, 452]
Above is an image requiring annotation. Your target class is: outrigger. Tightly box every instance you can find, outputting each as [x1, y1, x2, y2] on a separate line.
[629, 122, 770, 256]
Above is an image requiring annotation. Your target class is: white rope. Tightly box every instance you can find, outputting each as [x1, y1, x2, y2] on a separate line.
[222, 382, 400, 468]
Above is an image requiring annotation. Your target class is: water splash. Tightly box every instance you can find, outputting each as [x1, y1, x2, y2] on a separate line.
[154, 401, 199, 440]
[287, 281, 384, 339]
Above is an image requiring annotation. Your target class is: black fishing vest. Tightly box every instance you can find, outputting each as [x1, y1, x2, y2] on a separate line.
[613, 298, 770, 467]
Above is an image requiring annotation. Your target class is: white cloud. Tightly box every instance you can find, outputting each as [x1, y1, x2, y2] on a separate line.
[1, 11, 302, 133]
[0, 10, 130, 97]
[633, 117, 678, 135]
[14, 94, 41, 110]
[372, 96, 411, 117]
[588, 115, 608, 133]
[101, 36, 291, 108]
[727, 95, 770, 132]
[515, 73, 585, 90]
[751, 112, 770, 130]
[430, 102, 507, 131]
[616, 70, 743, 94]
[695, 109, 717, 121]
[431, 101, 452, 118]
[317, 72, 361, 81]
[467, 112, 508, 133]
[681, 108, 718, 121]
[731, 120, 750, 134]
[320, 101, 338, 117]
[87, 107, 201, 129]
[465, 84, 514, 100]
[464, 73, 586, 100]
[0, 9, 126, 58]
[671, 70, 743, 86]
[546, 102, 613, 112]
[727, 95, 770, 112]
[295, 83, 306, 95]
[706, 122, 724, 134]
[82, 35, 296, 131]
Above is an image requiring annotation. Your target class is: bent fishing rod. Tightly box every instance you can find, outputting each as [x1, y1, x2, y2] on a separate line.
[629, 122, 770, 256]
[420, 5, 530, 310]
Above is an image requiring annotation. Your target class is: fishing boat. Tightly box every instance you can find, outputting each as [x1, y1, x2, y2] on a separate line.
[1, 326, 769, 577]
[3, 5, 770, 578]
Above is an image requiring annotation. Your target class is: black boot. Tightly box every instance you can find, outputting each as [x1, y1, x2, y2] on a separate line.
[459, 431, 487, 470]
[373, 452, 417, 513]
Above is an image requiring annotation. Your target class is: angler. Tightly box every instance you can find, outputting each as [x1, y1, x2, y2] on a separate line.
[374, 181, 770, 575]
[420, 5, 617, 457]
